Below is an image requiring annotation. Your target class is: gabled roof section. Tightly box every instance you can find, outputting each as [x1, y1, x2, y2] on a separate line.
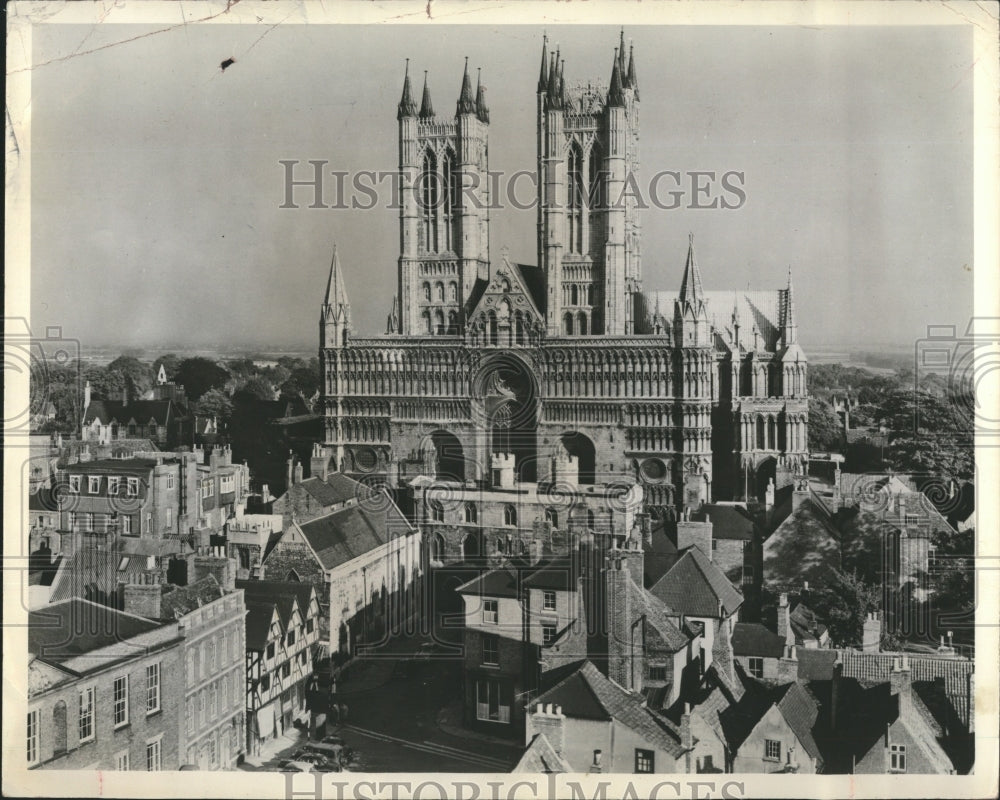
[776, 681, 822, 762]
[29, 598, 165, 663]
[762, 497, 842, 588]
[466, 256, 545, 326]
[627, 575, 689, 652]
[513, 733, 571, 774]
[245, 599, 280, 651]
[295, 473, 363, 507]
[694, 504, 755, 540]
[533, 661, 687, 757]
[237, 578, 316, 619]
[292, 496, 413, 571]
[160, 574, 226, 619]
[650, 545, 743, 618]
[83, 399, 178, 427]
[732, 622, 785, 659]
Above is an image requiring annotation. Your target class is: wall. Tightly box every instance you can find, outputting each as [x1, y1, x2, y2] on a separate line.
[609, 717, 682, 773]
[731, 704, 816, 774]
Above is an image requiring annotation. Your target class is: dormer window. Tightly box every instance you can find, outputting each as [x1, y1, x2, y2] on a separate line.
[69, 475, 81, 493]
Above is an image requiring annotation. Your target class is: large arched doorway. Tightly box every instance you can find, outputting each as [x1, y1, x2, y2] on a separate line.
[476, 354, 539, 483]
[561, 431, 596, 484]
[462, 532, 481, 560]
[754, 457, 777, 502]
[431, 430, 465, 482]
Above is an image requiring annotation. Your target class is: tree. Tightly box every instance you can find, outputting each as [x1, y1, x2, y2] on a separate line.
[811, 569, 882, 647]
[807, 397, 843, 452]
[878, 389, 974, 481]
[280, 365, 320, 399]
[236, 376, 275, 401]
[152, 353, 181, 381]
[194, 388, 233, 422]
[84, 364, 126, 400]
[174, 358, 230, 402]
[106, 355, 154, 397]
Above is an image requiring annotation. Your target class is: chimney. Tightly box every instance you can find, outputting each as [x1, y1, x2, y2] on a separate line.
[530, 538, 544, 565]
[123, 574, 164, 620]
[862, 612, 881, 653]
[590, 749, 603, 774]
[191, 554, 236, 592]
[676, 517, 713, 559]
[293, 461, 304, 485]
[777, 593, 795, 647]
[530, 703, 565, 756]
[637, 512, 652, 549]
[605, 555, 636, 690]
[830, 656, 842, 730]
[792, 477, 810, 511]
[311, 443, 330, 482]
[286, 452, 295, 489]
[83, 381, 91, 413]
[765, 478, 775, 512]
[680, 703, 694, 770]
[890, 656, 912, 715]
[777, 644, 798, 683]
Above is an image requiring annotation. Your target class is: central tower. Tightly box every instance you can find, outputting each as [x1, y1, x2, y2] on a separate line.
[395, 59, 491, 336]
[537, 32, 641, 337]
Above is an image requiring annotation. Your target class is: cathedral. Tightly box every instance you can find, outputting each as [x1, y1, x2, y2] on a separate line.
[316, 32, 808, 520]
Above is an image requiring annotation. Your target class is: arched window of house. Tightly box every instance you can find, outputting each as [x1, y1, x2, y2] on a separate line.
[464, 503, 478, 524]
[430, 500, 444, 522]
[568, 142, 584, 254]
[545, 508, 559, 528]
[504, 504, 517, 527]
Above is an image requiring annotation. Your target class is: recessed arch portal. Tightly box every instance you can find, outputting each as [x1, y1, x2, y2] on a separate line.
[561, 430, 596, 485]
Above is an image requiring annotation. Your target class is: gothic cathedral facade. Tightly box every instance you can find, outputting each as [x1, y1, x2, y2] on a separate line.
[317, 33, 808, 520]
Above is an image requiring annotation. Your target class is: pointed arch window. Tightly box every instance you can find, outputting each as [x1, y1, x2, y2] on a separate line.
[571, 285, 579, 306]
[422, 310, 432, 334]
[448, 310, 458, 335]
[588, 143, 604, 255]
[515, 314, 526, 346]
[564, 313, 574, 336]
[545, 508, 559, 528]
[422, 282, 431, 301]
[442, 149, 459, 252]
[568, 142, 584, 254]
[448, 281, 458, 302]
[578, 312, 588, 336]
[503, 505, 518, 527]
[464, 503, 478, 524]
[488, 312, 499, 345]
[435, 282, 445, 303]
[434, 310, 445, 336]
[421, 150, 440, 253]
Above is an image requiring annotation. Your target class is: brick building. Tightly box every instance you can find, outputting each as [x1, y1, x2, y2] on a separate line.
[27, 599, 184, 770]
[81, 381, 190, 449]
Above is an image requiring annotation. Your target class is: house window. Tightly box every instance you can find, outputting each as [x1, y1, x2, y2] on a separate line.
[282, 662, 291, 679]
[79, 687, 95, 743]
[88, 476, 101, 493]
[300, 650, 308, 665]
[742, 565, 755, 586]
[649, 666, 668, 681]
[231, 631, 240, 661]
[542, 590, 557, 611]
[748, 657, 764, 679]
[503, 505, 517, 526]
[126, 477, 139, 497]
[113, 675, 129, 728]
[260, 675, 270, 692]
[186, 652, 196, 684]
[27, 710, 39, 765]
[483, 634, 499, 665]
[483, 599, 498, 624]
[287, 629, 296, 647]
[475, 678, 509, 723]
[635, 748, 654, 773]
[122, 515, 133, 535]
[146, 737, 162, 771]
[430, 500, 444, 522]
[542, 623, 558, 645]
[69, 475, 81, 492]
[306, 619, 314, 635]
[108, 476, 120, 494]
[199, 643, 208, 679]
[115, 750, 130, 771]
[890, 744, 906, 773]
[764, 739, 781, 761]
[266, 642, 276, 660]
[464, 503, 477, 524]
[208, 735, 217, 768]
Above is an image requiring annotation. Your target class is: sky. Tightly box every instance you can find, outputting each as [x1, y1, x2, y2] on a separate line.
[27, 22, 973, 351]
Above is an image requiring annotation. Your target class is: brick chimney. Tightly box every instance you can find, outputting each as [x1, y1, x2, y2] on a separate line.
[777, 593, 795, 647]
[890, 655, 912, 715]
[605, 554, 638, 690]
[123, 574, 164, 620]
[286, 452, 295, 489]
[530, 704, 564, 756]
[777, 644, 799, 683]
[191, 553, 236, 592]
[293, 461, 304, 485]
[676, 512, 713, 559]
[589, 750, 603, 773]
[862, 612, 881, 653]
[680, 702, 694, 772]
[310, 443, 330, 482]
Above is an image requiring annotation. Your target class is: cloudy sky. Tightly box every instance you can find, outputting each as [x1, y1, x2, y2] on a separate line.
[28, 22, 973, 350]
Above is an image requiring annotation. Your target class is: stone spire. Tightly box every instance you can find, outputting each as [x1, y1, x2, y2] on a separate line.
[547, 48, 562, 110]
[397, 59, 418, 120]
[419, 71, 434, 119]
[538, 34, 549, 93]
[618, 29, 627, 73]
[627, 43, 639, 99]
[456, 57, 477, 116]
[607, 48, 626, 107]
[560, 59, 569, 109]
[784, 267, 798, 345]
[476, 68, 490, 123]
[324, 244, 350, 323]
[679, 233, 705, 307]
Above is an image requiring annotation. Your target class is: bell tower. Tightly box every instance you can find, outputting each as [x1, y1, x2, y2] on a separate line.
[396, 58, 490, 336]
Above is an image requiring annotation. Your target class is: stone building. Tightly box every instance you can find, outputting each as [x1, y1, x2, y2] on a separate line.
[240, 580, 321, 754]
[81, 381, 190, 450]
[261, 474, 421, 656]
[27, 599, 184, 770]
[314, 31, 809, 522]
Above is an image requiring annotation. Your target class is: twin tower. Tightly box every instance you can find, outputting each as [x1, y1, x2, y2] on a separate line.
[391, 32, 641, 339]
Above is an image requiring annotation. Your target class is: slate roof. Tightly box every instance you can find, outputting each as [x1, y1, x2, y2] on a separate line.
[513, 733, 572, 774]
[643, 516, 680, 586]
[775, 681, 822, 762]
[695, 504, 756, 540]
[296, 473, 363, 507]
[48, 549, 151, 604]
[160, 575, 226, 619]
[795, 648, 838, 680]
[717, 680, 822, 766]
[29, 598, 164, 663]
[83, 399, 178, 427]
[627, 574, 689, 652]
[245, 600, 279, 651]
[732, 622, 785, 659]
[457, 559, 578, 598]
[789, 602, 828, 643]
[60, 457, 160, 475]
[294, 496, 413, 571]
[532, 661, 687, 757]
[650, 545, 743, 618]
[762, 497, 842, 588]
[237, 579, 315, 622]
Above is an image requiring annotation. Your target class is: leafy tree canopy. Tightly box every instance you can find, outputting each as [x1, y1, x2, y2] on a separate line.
[174, 357, 230, 402]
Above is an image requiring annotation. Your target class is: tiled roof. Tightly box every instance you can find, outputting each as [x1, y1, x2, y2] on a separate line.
[512, 733, 572, 774]
[29, 598, 163, 662]
[245, 600, 278, 651]
[523, 558, 578, 591]
[695, 504, 756, 540]
[455, 566, 520, 598]
[294, 496, 413, 571]
[533, 661, 686, 757]
[61, 457, 160, 475]
[650, 545, 743, 618]
[643, 517, 680, 586]
[83, 399, 177, 426]
[48, 549, 151, 604]
[296, 473, 363, 507]
[776, 681, 822, 763]
[627, 576, 689, 652]
[732, 622, 785, 659]
[237, 579, 315, 622]
[160, 575, 226, 619]
[795, 648, 838, 680]
[789, 602, 827, 642]
[762, 498, 842, 588]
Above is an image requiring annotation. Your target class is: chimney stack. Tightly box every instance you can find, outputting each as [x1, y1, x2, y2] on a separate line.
[676, 517, 713, 559]
[123, 574, 164, 620]
[530, 703, 565, 756]
[777, 644, 799, 683]
[862, 612, 881, 653]
[777, 593, 795, 647]
[890, 655, 912, 714]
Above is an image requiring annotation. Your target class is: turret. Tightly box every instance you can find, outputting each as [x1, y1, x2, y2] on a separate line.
[397, 59, 418, 120]
[782, 267, 798, 346]
[456, 57, 477, 116]
[607, 48, 626, 107]
[419, 71, 434, 119]
[321, 245, 351, 349]
[627, 43, 639, 99]
[475, 68, 489, 124]
[674, 234, 709, 347]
